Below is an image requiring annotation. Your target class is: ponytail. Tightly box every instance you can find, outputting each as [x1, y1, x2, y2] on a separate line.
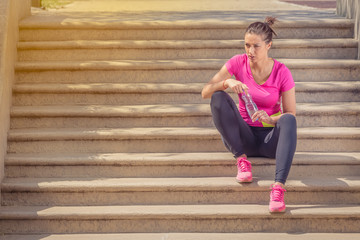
[246, 16, 278, 43]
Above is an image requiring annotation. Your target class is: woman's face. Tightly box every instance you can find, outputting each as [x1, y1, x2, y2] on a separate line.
[244, 33, 272, 63]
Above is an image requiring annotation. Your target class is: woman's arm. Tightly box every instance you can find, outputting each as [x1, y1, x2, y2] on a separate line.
[252, 87, 296, 125]
[201, 65, 231, 99]
[201, 64, 248, 99]
[281, 87, 296, 116]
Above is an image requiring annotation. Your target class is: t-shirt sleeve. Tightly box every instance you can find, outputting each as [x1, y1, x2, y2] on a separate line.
[280, 65, 295, 92]
[225, 55, 242, 77]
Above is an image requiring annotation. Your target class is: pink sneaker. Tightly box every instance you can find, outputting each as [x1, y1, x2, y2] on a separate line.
[269, 184, 287, 213]
[235, 157, 252, 183]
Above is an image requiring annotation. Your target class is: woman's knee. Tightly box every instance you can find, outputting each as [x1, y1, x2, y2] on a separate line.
[211, 91, 227, 101]
[278, 113, 297, 127]
[210, 91, 228, 109]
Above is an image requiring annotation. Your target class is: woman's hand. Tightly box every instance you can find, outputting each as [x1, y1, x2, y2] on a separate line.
[225, 79, 249, 95]
[201, 65, 232, 99]
[251, 110, 275, 125]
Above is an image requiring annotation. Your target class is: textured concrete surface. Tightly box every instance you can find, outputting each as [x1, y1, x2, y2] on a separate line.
[337, 0, 360, 58]
[2, 176, 360, 206]
[39, 0, 315, 12]
[8, 103, 360, 128]
[9, 81, 360, 108]
[281, 0, 336, 9]
[4, 152, 360, 178]
[1, 204, 360, 233]
[17, 39, 358, 61]
[3, 233, 360, 240]
[0, 0, 31, 205]
[2, 0, 359, 237]
[14, 59, 360, 84]
[6, 126, 360, 154]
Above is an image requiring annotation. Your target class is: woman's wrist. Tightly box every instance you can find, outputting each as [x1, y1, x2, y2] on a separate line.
[269, 115, 280, 125]
[222, 79, 228, 90]
[270, 118, 276, 125]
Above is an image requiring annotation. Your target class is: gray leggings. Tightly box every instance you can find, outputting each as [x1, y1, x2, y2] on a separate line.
[210, 91, 297, 184]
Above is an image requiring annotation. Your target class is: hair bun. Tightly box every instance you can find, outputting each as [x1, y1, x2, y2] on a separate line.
[265, 16, 277, 26]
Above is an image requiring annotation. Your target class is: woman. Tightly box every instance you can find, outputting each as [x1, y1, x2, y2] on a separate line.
[201, 17, 297, 213]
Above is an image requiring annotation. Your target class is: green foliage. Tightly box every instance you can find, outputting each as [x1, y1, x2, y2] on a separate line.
[40, 0, 73, 9]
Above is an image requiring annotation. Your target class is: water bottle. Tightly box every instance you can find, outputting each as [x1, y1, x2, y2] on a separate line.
[241, 92, 258, 120]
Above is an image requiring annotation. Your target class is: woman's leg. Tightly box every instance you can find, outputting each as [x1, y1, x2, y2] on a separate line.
[210, 91, 257, 158]
[259, 114, 297, 213]
[210, 91, 259, 182]
[260, 113, 297, 184]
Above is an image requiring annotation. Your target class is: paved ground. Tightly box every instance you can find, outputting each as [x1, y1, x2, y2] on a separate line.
[32, 0, 339, 22]
[280, 0, 336, 9]
[39, 0, 335, 12]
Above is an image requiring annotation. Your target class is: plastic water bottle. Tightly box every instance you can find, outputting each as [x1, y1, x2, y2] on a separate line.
[241, 92, 258, 119]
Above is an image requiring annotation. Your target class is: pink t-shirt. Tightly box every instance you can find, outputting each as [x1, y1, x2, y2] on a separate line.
[225, 54, 295, 127]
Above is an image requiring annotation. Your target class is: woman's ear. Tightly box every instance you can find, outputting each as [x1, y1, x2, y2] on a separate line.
[267, 41, 272, 50]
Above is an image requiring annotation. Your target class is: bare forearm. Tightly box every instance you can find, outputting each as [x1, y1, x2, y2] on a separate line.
[201, 64, 232, 99]
[201, 80, 226, 99]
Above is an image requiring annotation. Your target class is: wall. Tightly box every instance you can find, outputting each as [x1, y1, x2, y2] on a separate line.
[0, 0, 31, 201]
[32, 0, 41, 8]
[337, 0, 360, 59]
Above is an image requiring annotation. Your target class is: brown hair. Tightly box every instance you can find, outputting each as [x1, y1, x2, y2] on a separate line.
[245, 16, 278, 44]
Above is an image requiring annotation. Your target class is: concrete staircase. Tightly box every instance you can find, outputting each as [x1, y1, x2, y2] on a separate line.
[1, 9, 360, 239]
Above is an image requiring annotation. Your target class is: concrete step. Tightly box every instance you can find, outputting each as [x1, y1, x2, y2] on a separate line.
[2, 176, 360, 206]
[8, 7, 359, 237]
[15, 59, 360, 84]
[9, 102, 360, 128]
[17, 39, 358, 61]
[1, 204, 359, 233]
[295, 81, 360, 103]
[3, 233, 360, 240]
[5, 152, 360, 178]
[12, 81, 360, 105]
[19, 16, 354, 41]
[7, 127, 360, 153]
